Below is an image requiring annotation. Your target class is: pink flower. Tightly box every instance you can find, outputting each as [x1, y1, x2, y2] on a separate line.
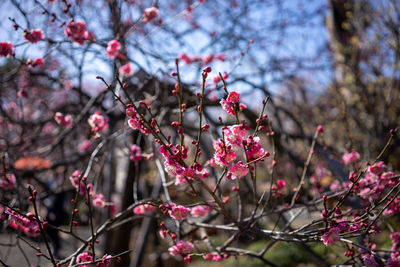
[228, 161, 248, 180]
[129, 144, 142, 161]
[179, 53, 199, 64]
[387, 258, 400, 267]
[391, 232, 400, 252]
[213, 75, 221, 84]
[5, 209, 40, 237]
[342, 151, 360, 165]
[190, 205, 211, 217]
[119, 63, 134, 77]
[106, 40, 121, 59]
[368, 161, 386, 175]
[92, 193, 106, 208]
[168, 240, 194, 256]
[169, 205, 190, 220]
[98, 254, 112, 267]
[32, 58, 44, 67]
[88, 112, 108, 134]
[202, 54, 214, 65]
[17, 88, 27, 98]
[277, 179, 286, 190]
[126, 107, 137, 117]
[76, 252, 93, 266]
[223, 124, 247, 148]
[215, 54, 226, 61]
[133, 204, 156, 214]
[362, 254, 379, 267]
[220, 98, 235, 116]
[78, 140, 91, 153]
[64, 20, 89, 45]
[69, 170, 82, 187]
[54, 112, 73, 128]
[0, 173, 16, 190]
[128, 117, 150, 135]
[24, 29, 45, 43]
[143, 7, 159, 22]
[212, 140, 237, 166]
[322, 227, 340, 246]
[204, 253, 223, 261]
[159, 230, 167, 239]
[227, 91, 240, 103]
[0, 42, 14, 57]
[245, 136, 266, 161]
[163, 157, 185, 177]
[69, 170, 91, 197]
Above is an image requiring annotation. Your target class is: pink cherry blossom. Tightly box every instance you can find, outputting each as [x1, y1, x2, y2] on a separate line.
[277, 179, 286, 190]
[88, 112, 108, 134]
[202, 54, 214, 65]
[76, 252, 93, 266]
[386, 257, 400, 267]
[78, 140, 91, 153]
[170, 204, 190, 220]
[98, 254, 112, 267]
[0, 42, 14, 57]
[245, 136, 266, 161]
[126, 107, 137, 117]
[390, 232, 400, 252]
[204, 253, 223, 261]
[133, 204, 156, 214]
[223, 124, 247, 148]
[64, 19, 89, 45]
[168, 240, 194, 256]
[128, 117, 150, 135]
[220, 98, 235, 116]
[190, 205, 211, 217]
[119, 63, 134, 77]
[0, 173, 16, 190]
[322, 227, 340, 246]
[92, 193, 106, 208]
[69, 170, 91, 197]
[228, 161, 248, 180]
[368, 161, 386, 175]
[143, 7, 159, 23]
[54, 112, 73, 128]
[24, 29, 45, 43]
[129, 144, 142, 161]
[33, 58, 44, 67]
[179, 53, 194, 64]
[212, 139, 237, 167]
[5, 208, 40, 237]
[342, 151, 360, 165]
[227, 91, 240, 103]
[106, 40, 121, 59]
[362, 254, 379, 267]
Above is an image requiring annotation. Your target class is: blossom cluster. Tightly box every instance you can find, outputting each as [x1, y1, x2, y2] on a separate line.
[55, 112, 73, 128]
[179, 53, 226, 65]
[0, 42, 14, 57]
[64, 19, 90, 45]
[0, 173, 16, 190]
[106, 40, 121, 59]
[88, 112, 109, 136]
[5, 208, 40, 237]
[24, 29, 45, 43]
[69, 170, 110, 208]
[142, 7, 159, 23]
[347, 161, 399, 215]
[76, 252, 111, 267]
[126, 106, 150, 135]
